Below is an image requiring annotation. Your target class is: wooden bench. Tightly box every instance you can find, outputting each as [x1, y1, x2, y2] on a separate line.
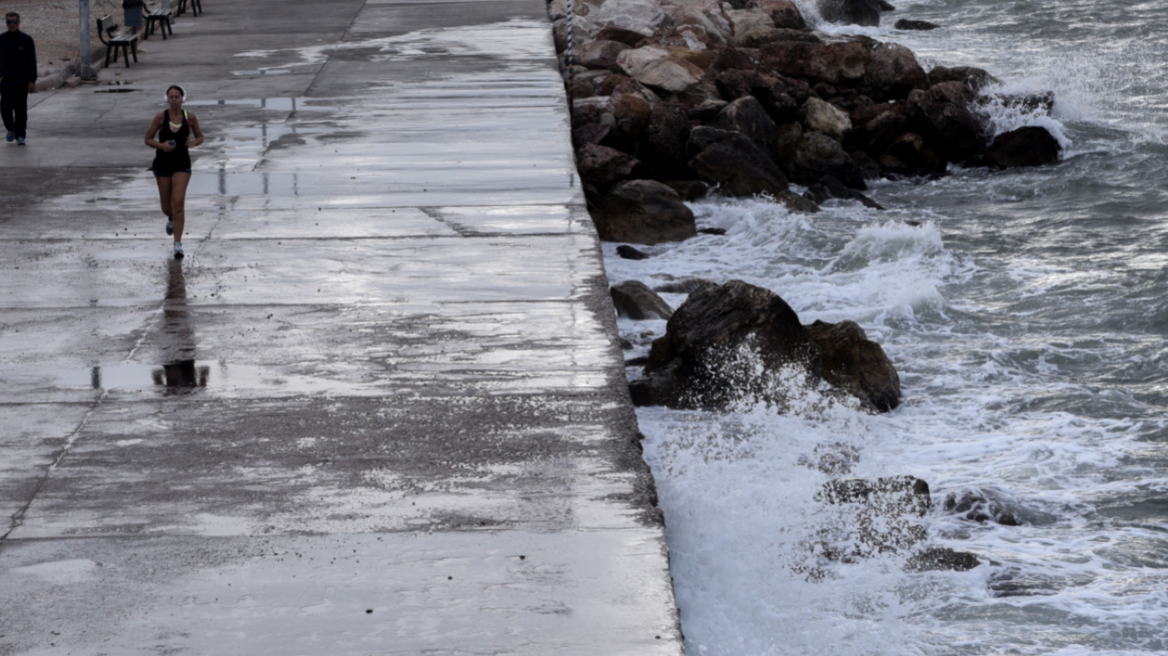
[96, 15, 139, 69]
[176, 0, 202, 17]
[144, 1, 174, 40]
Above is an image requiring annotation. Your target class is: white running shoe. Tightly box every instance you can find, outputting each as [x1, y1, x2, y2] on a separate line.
[174, 242, 184, 259]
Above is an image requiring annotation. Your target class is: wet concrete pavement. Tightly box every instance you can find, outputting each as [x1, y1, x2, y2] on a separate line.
[0, 1, 681, 653]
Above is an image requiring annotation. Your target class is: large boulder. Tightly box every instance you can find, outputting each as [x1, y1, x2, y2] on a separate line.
[686, 126, 791, 198]
[715, 68, 810, 125]
[576, 143, 648, 191]
[860, 42, 930, 101]
[758, 0, 807, 29]
[577, 40, 633, 72]
[983, 126, 1061, 168]
[928, 65, 999, 92]
[817, 0, 882, 27]
[591, 180, 697, 244]
[799, 97, 852, 141]
[589, 0, 667, 36]
[862, 110, 908, 154]
[638, 102, 693, 179]
[611, 280, 674, 320]
[617, 46, 705, 93]
[629, 279, 820, 408]
[711, 96, 782, 155]
[905, 82, 988, 164]
[790, 130, 866, 189]
[805, 319, 901, 412]
[760, 40, 870, 86]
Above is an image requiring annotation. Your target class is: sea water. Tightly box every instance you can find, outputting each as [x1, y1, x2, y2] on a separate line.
[606, 1, 1168, 653]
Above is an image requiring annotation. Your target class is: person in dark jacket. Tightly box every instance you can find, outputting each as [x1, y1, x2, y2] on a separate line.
[0, 12, 37, 144]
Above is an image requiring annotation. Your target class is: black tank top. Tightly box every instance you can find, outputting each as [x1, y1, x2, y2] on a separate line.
[152, 110, 192, 173]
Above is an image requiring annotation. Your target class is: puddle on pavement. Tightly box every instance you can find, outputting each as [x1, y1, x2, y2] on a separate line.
[70, 362, 371, 396]
[94, 88, 142, 93]
[231, 69, 293, 76]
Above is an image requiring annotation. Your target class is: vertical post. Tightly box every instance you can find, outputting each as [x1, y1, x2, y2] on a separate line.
[78, 0, 96, 79]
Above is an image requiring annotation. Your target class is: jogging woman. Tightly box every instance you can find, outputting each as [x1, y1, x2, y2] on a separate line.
[145, 85, 204, 259]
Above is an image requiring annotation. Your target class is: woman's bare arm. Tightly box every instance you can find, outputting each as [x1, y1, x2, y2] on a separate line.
[144, 112, 173, 152]
[187, 113, 205, 148]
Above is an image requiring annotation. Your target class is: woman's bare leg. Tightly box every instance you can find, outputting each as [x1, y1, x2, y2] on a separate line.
[156, 176, 173, 220]
[169, 172, 191, 243]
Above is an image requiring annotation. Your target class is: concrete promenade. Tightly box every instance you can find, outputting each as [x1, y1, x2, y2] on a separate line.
[0, 1, 682, 653]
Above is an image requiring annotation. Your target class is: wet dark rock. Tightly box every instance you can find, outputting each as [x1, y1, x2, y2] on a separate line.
[576, 144, 648, 191]
[686, 127, 791, 198]
[905, 82, 988, 164]
[626, 355, 651, 366]
[662, 179, 709, 201]
[927, 65, 1000, 93]
[711, 96, 782, 155]
[653, 277, 716, 294]
[805, 319, 900, 411]
[863, 111, 908, 154]
[799, 97, 852, 141]
[687, 98, 729, 122]
[760, 40, 870, 87]
[790, 130, 866, 190]
[817, 476, 931, 555]
[629, 279, 819, 409]
[759, 0, 809, 30]
[876, 0, 895, 9]
[611, 280, 675, 320]
[714, 69, 809, 125]
[616, 244, 651, 260]
[805, 176, 884, 210]
[943, 490, 1023, 526]
[595, 26, 650, 48]
[860, 42, 929, 102]
[639, 103, 693, 179]
[737, 27, 821, 48]
[894, 19, 941, 31]
[620, 337, 635, 350]
[799, 442, 861, 474]
[905, 547, 982, 572]
[851, 100, 904, 127]
[578, 40, 634, 72]
[983, 126, 1061, 168]
[573, 122, 613, 148]
[710, 46, 763, 73]
[698, 227, 727, 235]
[591, 180, 697, 244]
[988, 569, 1058, 597]
[817, 0, 882, 27]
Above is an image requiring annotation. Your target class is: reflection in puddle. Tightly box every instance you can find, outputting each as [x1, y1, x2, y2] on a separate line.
[231, 69, 292, 76]
[155, 259, 206, 394]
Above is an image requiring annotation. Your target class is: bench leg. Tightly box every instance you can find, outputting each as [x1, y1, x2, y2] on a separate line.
[162, 17, 169, 39]
[131, 42, 138, 63]
[105, 47, 112, 68]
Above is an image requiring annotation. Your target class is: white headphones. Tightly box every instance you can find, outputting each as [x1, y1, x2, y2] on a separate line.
[165, 85, 187, 103]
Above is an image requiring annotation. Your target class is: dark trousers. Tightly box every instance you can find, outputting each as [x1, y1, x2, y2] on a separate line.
[1, 81, 30, 138]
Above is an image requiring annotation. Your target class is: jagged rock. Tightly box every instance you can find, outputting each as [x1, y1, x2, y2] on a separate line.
[595, 25, 650, 47]
[589, 0, 667, 36]
[736, 26, 819, 48]
[895, 19, 941, 31]
[616, 244, 650, 260]
[790, 130, 866, 190]
[687, 98, 729, 122]
[618, 46, 706, 92]
[712, 96, 782, 155]
[686, 126, 791, 198]
[611, 280, 675, 320]
[726, 9, 776, 47]
[628, 279, 820, 409]
[817, 0, 882, 27]
[817, 476, 931, 555]
[928, 65, 999, 92]
[852, 100, 904, 127]
[576, 144, 648, 191]
[760, 40, 870, 86]
[860, 42, 930, 102]
[863, 111, 908, 153]
[578, 40, 633, 72]
[714, 69, 810, 125]
[758, 0, 808, 29]
[885, 132, 926, 168]
[799, 97, 853, 141]
[906, 82, 988, 164]
[983, 126, 1061, 168]
[905, 547, 982, 572]
[805, 175, 884, 210]
[653, 277, 715, 294]
[711, 46, 764, 73]
[943, 490, 1022, 526]
[662, 179, 709, 200]
[591, 180, 698, 244]
[639, 103, 693, 179]
[805, 319, 900, 411]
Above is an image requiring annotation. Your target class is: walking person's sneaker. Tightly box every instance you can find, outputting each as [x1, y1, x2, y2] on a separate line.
[5, 132, 13, 142]
[16, 137, 25, 145]
[173, 242, 184, 259]
[166, 219, 173, 235]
